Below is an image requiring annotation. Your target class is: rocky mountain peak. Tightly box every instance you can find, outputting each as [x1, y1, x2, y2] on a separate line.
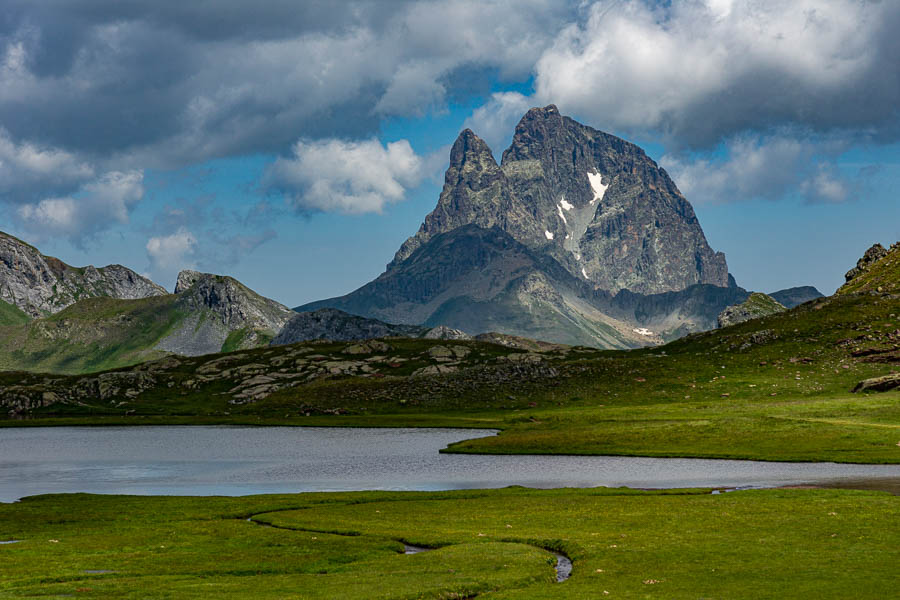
[173, 270, 292, 330]
[0, 231, 166, 318]
[449, 128, 493, 168]
[155, 270, 295, 356]
[174, 269, 204, 294]
[388, 129, 540, 269]
[300, 107, 739, 349]
[390, 106, 728, 295]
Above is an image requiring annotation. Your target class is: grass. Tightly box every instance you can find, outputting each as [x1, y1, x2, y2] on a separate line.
[0, 299, 29, 326]
[0, 487, 897, 598]
[0, 296, 183, 374]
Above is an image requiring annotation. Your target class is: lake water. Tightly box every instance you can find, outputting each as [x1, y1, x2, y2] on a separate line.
[2, 426, 900, 502]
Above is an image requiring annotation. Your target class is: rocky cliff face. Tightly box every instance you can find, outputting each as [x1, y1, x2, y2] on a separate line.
[0, 231, 166, 318]
[391, 106, 728, 295]
[155, 270, 295, 356]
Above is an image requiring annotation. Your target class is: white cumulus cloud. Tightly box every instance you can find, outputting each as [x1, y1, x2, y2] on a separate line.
[16, 170, 144, 245]
[0, 128, 95, 199]
[146, 227, 197, 276]
[265, 138, 425, 214]
[661, 134, 855, 205]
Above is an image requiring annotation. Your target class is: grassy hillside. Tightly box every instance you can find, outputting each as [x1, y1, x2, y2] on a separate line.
[0, 295, 182, 374]
[4, 290, 900, 463]
[0, 299, 29, 326]
[1, 488, 897, 598]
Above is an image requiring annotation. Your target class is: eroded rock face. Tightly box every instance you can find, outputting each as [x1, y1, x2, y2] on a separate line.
[0, 231, 166, 318]
[155, 270, 295, 356]
[845, 244, 889, 283]
[390, 106, 728, 295]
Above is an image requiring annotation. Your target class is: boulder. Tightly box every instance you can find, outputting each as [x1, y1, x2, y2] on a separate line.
[851, 373, 900, 393]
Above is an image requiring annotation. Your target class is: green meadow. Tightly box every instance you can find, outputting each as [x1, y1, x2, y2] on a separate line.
[1, 487, 898, 598]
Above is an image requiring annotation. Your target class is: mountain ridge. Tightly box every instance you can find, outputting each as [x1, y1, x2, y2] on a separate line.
[0, 231, 167, 318]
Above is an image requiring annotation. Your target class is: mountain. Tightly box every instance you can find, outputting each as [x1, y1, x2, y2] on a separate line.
[717, 292, 786, 328]
[391, 106, 728, 294]
[769, 286, 824, 308]
[300, 106, 738, 348]
[0, 231, 166, 318]
[272, 308, 427, 345]
[0, 269, 294, 374]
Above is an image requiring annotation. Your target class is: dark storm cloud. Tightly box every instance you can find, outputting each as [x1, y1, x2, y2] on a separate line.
[0, 0, 573, 179]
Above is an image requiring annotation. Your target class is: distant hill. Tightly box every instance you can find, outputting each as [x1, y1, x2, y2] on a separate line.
[273, 308, 427, 345]
[769, 286, 824, 308]
[0, 269, 294, 374]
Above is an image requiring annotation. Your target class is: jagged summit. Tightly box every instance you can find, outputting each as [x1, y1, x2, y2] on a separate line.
[0, 230, 166, 318]
[391, 106, 728, 296]
[389, 128, 539, 269]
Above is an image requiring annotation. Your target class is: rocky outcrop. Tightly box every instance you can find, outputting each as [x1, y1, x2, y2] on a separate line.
[272, 308, 426, 346]
[769, 286, 824, 309]
[423, 326, 472, 340]
[155, 270, 295, 356]
[852, 373, 900, 393]
[845, 244, 889, 283]
[717, 293, 786, 328]
[0, 231, 166, 318]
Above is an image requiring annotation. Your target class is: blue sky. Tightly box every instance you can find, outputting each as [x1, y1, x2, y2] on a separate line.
[2, 1, 900, 306]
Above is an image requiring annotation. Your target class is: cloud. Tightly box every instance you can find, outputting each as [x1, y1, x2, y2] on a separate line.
[661, 134, 857, 205]
[0, 128, 94, 200]
[146, 227, 197, 276]
[534, 0, 900, 148]
[462, 91, 532, 154]
[265, 138, 425, 214]
[0, 1, 574, 172]
[15, 170, 144, 245]
[800, 165, 851, 205]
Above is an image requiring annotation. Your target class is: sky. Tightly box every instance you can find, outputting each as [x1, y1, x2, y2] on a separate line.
[2, 0, 900, 307]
